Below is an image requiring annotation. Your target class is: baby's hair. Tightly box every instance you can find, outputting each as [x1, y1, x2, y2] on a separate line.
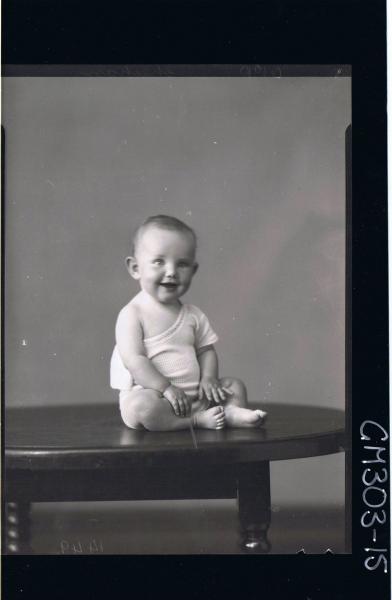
[131, 214, 197, 256]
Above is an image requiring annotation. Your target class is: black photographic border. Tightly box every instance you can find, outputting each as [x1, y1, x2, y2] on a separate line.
[2, 1, 389, 599]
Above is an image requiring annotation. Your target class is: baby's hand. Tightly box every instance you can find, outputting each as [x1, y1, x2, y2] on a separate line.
[163, 385, 191, 417]
[198, 377, 232, 404]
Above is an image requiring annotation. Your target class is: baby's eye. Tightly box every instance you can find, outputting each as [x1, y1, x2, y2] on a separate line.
[178, 261, 191, 268]
[152, 259, 164, 265]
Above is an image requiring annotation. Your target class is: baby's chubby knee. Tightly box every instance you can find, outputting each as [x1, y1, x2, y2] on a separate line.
[220, 376, 247, 396]
[119, 389, 162, 429]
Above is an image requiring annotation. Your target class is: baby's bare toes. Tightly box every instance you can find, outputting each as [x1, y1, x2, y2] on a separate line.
[256, 410, 267, 421]
[254, 410, 267, 426]
[216, 415, 225, 429]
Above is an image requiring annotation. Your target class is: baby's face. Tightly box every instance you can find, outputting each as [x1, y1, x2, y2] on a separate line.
[129, 226, 198, 304]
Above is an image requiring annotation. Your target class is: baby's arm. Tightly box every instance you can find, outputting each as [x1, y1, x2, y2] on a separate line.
[115, 305, 190, 416]
[197, 345, 232, 404]
[116, 304, 169, 393]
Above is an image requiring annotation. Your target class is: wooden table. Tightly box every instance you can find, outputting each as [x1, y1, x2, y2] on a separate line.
[4, 402, 348, 554]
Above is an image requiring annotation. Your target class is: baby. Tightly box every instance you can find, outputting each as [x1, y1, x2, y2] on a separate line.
[110, 215, 267, 431]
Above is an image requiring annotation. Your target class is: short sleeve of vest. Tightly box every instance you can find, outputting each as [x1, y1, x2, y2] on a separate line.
[189, 305, 219, 350]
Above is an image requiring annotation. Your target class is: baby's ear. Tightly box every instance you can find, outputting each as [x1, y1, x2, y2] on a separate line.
[192, 262, 199, 275]
[125, 256, 140, 280]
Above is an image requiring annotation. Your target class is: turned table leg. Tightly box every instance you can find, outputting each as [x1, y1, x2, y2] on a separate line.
[5, 502, 32, 554]
[237, 461, 271, 553]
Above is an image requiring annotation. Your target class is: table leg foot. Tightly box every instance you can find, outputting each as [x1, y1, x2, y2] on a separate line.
[240, 528, 271, 553]
[237, 462, 271, 554]
[5, 502, 32, 554]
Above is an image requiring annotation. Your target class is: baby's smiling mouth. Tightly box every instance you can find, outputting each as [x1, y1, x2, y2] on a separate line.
[160, 282, 178, 289]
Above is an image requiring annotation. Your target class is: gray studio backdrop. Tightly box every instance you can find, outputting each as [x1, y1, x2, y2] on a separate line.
[4, 75, 350, 507]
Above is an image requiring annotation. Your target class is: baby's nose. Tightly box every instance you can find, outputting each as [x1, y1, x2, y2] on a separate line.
[165, 265, 177, 277]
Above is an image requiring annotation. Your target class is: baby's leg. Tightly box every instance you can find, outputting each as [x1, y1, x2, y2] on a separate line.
[220, 377, 267, 428]
[119, 389, 225, 432]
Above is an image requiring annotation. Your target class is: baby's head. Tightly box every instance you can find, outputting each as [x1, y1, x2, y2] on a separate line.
[126, 215, 198, 304]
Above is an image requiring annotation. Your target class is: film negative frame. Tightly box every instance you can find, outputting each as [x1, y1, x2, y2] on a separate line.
[2, 2, 390, 599]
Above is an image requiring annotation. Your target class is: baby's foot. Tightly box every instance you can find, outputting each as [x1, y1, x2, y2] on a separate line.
[225, 406, 267, 428]
[193, 405, 225, 430]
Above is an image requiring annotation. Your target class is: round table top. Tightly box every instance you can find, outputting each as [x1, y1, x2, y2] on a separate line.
[5, 402, 346, 470]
